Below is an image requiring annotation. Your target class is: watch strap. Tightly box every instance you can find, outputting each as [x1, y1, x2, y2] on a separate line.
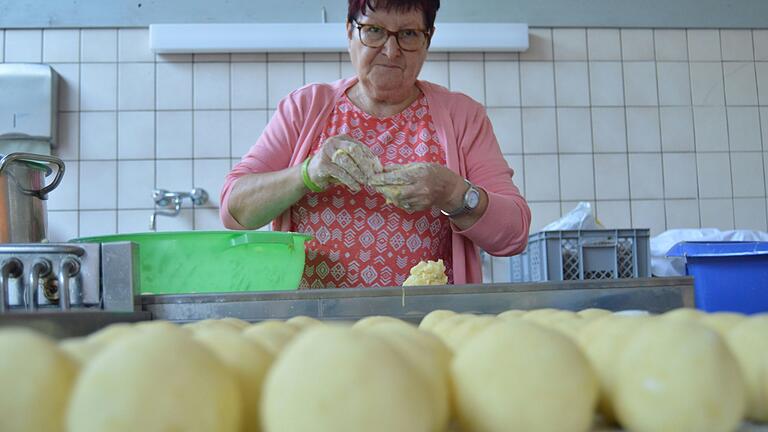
[441, 179, 476, 218]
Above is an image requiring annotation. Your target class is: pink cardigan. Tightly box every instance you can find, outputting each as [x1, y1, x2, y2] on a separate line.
[220, 77, 531, 285]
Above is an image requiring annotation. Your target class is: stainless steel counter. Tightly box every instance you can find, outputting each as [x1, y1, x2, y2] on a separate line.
[0, 277, 693, 337]
[142, 277, 694, 323]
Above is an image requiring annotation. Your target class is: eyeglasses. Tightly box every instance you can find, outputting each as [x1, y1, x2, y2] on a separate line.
[352, 20, 431, 52]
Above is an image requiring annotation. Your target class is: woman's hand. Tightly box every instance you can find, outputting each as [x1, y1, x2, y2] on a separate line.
[368, 162, 466, 212]
[306, 135, 383, 193]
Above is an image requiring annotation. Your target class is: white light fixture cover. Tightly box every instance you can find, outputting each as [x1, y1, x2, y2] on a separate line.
[149, 23, 528, 53]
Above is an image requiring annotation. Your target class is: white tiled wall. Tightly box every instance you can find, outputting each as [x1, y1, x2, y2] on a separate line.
[2, 27, 768, 282]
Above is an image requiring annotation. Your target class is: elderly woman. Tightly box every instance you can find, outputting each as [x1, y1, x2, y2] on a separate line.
[220, 0, 531, 288]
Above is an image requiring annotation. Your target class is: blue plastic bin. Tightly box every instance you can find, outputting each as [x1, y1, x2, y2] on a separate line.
[666, 241, 768, 314]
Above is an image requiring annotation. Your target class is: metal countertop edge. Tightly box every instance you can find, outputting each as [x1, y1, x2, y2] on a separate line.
[140, 277, 694, 305]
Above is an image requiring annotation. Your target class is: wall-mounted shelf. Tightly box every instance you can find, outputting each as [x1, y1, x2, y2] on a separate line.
[149, 23, 528, 53]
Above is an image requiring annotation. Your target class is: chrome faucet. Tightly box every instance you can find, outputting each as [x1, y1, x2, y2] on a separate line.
[149, 188, 209, 231]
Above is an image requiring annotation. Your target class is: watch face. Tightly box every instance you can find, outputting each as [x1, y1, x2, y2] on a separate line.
[466, 188, 480, 209]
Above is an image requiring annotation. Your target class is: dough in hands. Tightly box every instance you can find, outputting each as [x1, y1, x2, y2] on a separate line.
[0, 328, 79, 432]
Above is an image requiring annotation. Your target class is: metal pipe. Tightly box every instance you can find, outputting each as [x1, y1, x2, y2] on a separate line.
[25, 259, 51, 311]
[0, 258, 22, 312]
[149, 188, 208, 231]
[57, 257, 81, 311]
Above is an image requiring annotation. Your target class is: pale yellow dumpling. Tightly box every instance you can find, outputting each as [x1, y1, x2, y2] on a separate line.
[699, 312, 746, 337]
[497, 309, 526, 320]
[726, 315, 768, 422]
[59, 337, 104, 365]
[614, 320, 745, 432]
[439, 315, 500, 352]
[353, 315, 414, 330]
[452, 320, 598, 432]
[577, 308, 612, 320]
[219, 317, 251, 330]
[193, 328, 274, 432]
[67, 327, 241, 432]
[0, 328, 79, 432]
[659, 307, 703, 321]
[261, 326, 434, 432]
[285, 315, 322, 330]
[419, 309, 456, 331]
[184, 318, 244, 333]
[576, 316, 651, 423]
[242, 320, 299, 356]
[363, 323, 452, 432]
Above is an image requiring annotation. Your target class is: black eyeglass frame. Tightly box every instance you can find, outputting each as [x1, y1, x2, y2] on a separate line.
[351, 20, 432, 52]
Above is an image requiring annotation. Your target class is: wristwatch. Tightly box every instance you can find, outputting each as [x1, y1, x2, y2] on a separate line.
[440, 180, 481, 218]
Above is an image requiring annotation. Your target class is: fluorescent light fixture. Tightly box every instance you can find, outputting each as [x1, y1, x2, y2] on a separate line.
[149, 23, 528, 53]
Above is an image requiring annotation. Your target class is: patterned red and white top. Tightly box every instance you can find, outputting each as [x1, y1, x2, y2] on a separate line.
[291, 93, 453, 288]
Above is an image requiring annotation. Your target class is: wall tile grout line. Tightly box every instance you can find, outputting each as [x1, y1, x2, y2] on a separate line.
[684, 29, 704, 229]
[549, 31, 564, 218]
[618, 27, 635, 229]
[651, 28, 670, 232]
[113, 31, 120, 234]
[719, 29, 738, 229]
[751, 30, 768, 230]
[583, 29, 600, 223]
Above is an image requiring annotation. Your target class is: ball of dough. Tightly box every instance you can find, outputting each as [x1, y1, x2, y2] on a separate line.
[242, 321, 299, 356]
[439, 315, 500, 352]
[576, 316, 650, 423]
[67, 327, 241, 432]
[261, 326, 434, 432]
[59, 337, 104, 365]
[725, 315, 768, 422]
[418, 310, 456, 331]
[87, 322, 136, 345]
[660, 308, 703, 321]
[497, 309, 526, 320]
[353, 315, 414, 330]
[699, 312, 746, 337]
[219, 317, 251, 330]
[0, 328, 79, 432]
[285, 315, 322, 330]
[577, 308, 612, 319]
[364, 323, 452, 432]
[452, 320, 597, 432]
[193, 328, 274, 432]
[521, 308, 560, 319]
[184, 319, 243, 333]
[428, 314, 473, 341]
[523, 309, 579, 326]
[614, 320, 745, 432]
[545, 317, 588, 341]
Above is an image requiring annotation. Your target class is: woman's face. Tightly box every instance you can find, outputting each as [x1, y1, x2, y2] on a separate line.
[347, 7, 430, 102]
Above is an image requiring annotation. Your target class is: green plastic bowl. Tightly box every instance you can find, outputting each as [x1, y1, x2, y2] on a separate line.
[72, 231, 311, 295]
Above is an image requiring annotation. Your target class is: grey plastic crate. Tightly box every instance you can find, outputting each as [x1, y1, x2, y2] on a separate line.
[509, 229, 651, 282]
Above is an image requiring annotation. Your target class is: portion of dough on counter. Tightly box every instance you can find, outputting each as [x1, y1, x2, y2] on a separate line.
[403, 259, 448, 286]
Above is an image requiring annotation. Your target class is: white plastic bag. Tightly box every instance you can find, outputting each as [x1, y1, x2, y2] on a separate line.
[651, 228, 768, 276]
[541, 202, 604, 232]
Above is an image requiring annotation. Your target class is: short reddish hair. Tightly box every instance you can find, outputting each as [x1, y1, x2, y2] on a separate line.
[347, 0, 440, 30]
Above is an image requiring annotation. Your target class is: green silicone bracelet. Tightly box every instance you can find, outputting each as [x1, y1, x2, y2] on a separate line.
[301, 156, 324, 192]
